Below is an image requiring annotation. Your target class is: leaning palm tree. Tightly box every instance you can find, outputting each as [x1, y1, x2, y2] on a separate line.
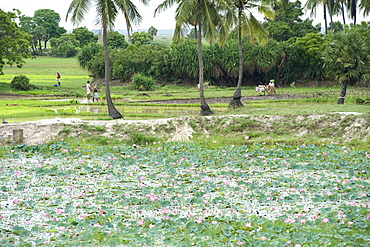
[67, 0, 123, 119]
[155, 0, 233, 116]
[229, 0, 274, 108]
[116, 0, 149, 44]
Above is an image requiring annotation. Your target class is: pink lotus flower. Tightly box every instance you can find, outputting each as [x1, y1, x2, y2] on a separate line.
[244, 136, 250, 140]
[347, 221, 354, 226]
[245, 223, 252, 228]
[322, 218, 329, 223]
[55, 209, 63, 214]
[261, 236, 266, 240]
[137, 220, 144, 226]
[300, 219, 306, 224]
[196, 216, 204, 223]
[59, 226, 66, 231]
[237, 241, 243, 245]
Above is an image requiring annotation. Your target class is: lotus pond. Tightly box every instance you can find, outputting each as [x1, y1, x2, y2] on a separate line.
[0, 141, 369, 246]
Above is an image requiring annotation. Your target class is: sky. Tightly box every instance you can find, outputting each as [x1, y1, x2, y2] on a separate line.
[0, 0, 177, 31]
[0, 0, 368, 31]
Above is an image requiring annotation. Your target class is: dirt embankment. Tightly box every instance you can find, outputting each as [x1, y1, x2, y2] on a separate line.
[0, 113, 368, 145]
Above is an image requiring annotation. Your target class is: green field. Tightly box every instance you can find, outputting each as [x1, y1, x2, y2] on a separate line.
[0, 56, 369, 124]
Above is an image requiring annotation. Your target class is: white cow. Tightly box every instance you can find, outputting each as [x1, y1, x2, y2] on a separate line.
[255, 85, 268, 95]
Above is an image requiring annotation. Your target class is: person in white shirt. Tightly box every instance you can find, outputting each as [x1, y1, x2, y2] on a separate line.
[86, 81, 92, 103]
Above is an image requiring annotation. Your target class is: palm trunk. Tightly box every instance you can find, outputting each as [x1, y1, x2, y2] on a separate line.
[103, 27, 123, 119]
[229, 8, 244, 108]
[341, 2, 346, 25]
[324, 5, 328, 34]
[197, 23, 213, 116]
[327, 0, 334, 31]
[125, 17, 132, 44]
[337, 79, 348, 104]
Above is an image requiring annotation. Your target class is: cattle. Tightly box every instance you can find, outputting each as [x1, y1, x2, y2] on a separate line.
[255, 85, 268, 95]
[266, 85, 276, 95]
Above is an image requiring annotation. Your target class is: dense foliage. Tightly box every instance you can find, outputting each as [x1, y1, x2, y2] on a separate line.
[19, 9, 66, 54]
[6, 2, 370, 88]
[0, 9, 31, 75]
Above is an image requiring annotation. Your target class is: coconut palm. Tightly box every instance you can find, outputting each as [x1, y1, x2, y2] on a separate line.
[67, 0, 123, 119]
[346, 0, 359, 25]
[116, 0, 149, 44]
[155, 0, 233, 116]
[360, 0, 370, 16]
[305, 0, 335, 33]
[228, 0, 274, 108]
[322, 29, 370, 104]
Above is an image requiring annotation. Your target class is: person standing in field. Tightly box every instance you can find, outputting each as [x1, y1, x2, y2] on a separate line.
[93, 85, 98, 103]
[86, 81, 92, 103]
[56, 72, 61, 86]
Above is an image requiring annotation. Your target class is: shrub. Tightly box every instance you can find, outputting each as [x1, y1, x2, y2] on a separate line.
[10, 75, 36, 91]
[132, 73, 154, 91]
[355, 97, 370, 105]
[128, 132, 159, 145]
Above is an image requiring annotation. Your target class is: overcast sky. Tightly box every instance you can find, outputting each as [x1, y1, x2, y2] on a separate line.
[0, 0, 367, 31]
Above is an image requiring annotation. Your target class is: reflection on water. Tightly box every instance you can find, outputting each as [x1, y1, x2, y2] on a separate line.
[52, 105, 226, 117]
[77, 105, 202, 115]
[76, 106, 100, 114]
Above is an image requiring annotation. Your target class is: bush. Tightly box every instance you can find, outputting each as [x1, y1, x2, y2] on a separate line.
[355, 97, 370, 105]
[10, 75, 36, 91]
[132, 73, 154, 91]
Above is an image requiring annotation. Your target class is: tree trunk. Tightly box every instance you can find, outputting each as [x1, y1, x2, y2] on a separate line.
[197, 23, 213, 116]
[327, 0, 334, 32]
[125, 17, 132, 44]
[323, 5, 328, 34]
[341, 3, 346, 25]
[229, 8, 244, 108]
[337, 79, 348, 104]
[103, 27, 123, 119]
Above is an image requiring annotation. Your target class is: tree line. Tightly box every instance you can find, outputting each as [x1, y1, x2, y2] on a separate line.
[0, 0, 369, 117]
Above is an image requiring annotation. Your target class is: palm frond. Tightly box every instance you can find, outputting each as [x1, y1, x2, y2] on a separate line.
[66, 0, 93, 25]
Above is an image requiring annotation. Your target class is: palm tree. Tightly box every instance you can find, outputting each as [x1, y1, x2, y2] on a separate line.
[155, 0, 233, 116]
[346, 0, 359, 25]
[148, 26, 158, 39]
[67, 0, 123, 119]
[360, 0, 370, 15]
[229, 0, 274, 108]
[305, 0, 333, 33]
[116, 0, 149, 44]
[322, 29, 370, 104]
